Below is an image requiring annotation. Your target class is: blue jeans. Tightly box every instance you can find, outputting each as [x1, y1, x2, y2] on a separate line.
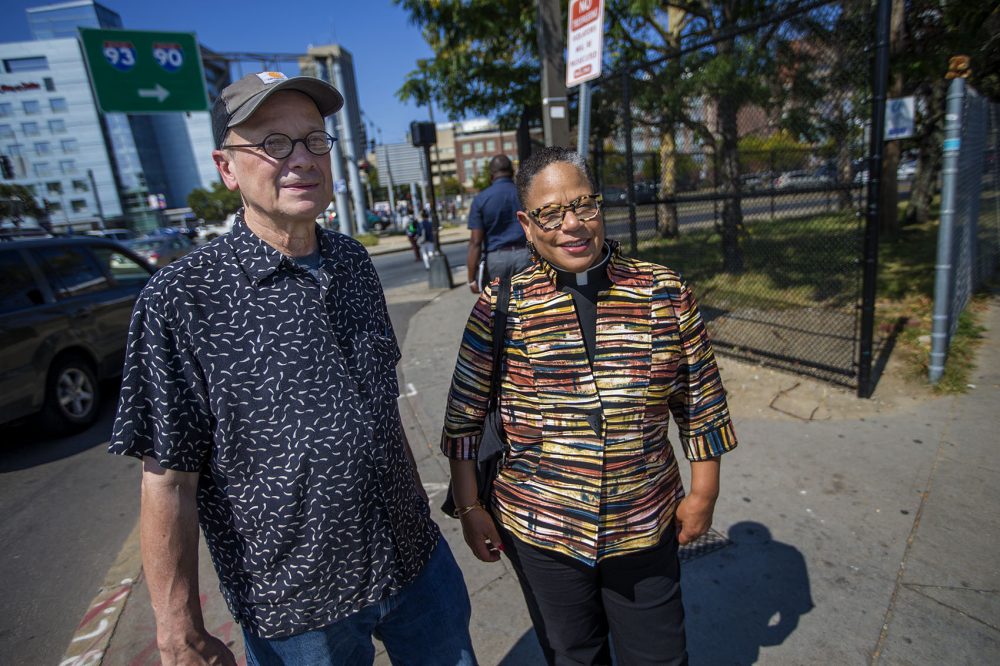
[243, 537, 476, 665]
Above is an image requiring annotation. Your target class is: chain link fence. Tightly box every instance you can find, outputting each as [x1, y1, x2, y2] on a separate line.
[929, 81, 1000, 382]
[584, 0, 871, 386]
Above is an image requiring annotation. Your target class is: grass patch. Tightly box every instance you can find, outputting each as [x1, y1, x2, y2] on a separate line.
[354, 233, 379, 247]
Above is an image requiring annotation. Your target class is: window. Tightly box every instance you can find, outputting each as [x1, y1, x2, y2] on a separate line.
[34, 141, 51, 155]
[0, 103, 12, 117]
[59, 160, 75, 174]
[49, 98, 68, 113]
[47, 200, 62, 212]
[461, 143, 472, 155]
[463, 159, 473, 175]
[22, 101, 40, 115]
[48, 119, 66, 134]
[70, 199, 87, 212]
[33, 162, 50, 177]
[474, 141, 484, 153]
[8, 144, 23, 157]
[61, 139, 78, 153]
[0, 124, 12, 139]
[22, 122, 39, 136]
[72, 179, 88, 192]
[0, 250, 45, 313]
[503, 141, 514, 151]
[91, 247, 150, 288]
[31, 246, 110, 300]
[485, 139, 496, 152]
[47, 181, 62, 194]
[43, 77, 55, 91]
[4, 56, 49, 73]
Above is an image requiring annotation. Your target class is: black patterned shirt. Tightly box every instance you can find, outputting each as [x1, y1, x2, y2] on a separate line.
[109, 213, 440, 639]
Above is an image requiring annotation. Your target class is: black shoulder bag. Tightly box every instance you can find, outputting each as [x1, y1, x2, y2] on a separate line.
[441, 279, 511, 517]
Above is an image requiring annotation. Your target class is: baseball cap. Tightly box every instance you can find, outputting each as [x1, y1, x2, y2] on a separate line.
[212, 71, 345, 148]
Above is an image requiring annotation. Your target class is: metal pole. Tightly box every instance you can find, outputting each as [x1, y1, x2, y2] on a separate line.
[380, 131, 398, 229]
[425, 143, 453, 288]
[325, 56, 351, 236]
[87, 169, 106, 230]
[536, 0, 571, 147]
[928, 77, 965, 384]
[622, 75, 638, 255]
[331, 55, 369, 235]
[576, 81, 592, 159]
[857, 0, 891, 397]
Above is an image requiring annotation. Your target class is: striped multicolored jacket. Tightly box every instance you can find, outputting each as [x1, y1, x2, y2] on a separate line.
[440, 243, 737, 565]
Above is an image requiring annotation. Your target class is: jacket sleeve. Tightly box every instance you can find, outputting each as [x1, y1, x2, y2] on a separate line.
[666, 279, 738, 461]
[440, 280, 500, 460]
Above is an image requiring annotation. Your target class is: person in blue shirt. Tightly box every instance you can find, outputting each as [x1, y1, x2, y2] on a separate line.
[466, 155, 531, 292]
[419, 208, 436, 269]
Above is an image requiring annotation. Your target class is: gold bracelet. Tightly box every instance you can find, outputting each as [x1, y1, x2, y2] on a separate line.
[453, 502, 484, 518]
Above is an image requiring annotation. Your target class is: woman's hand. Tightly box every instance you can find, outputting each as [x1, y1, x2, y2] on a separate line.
[674, 492, 717, 545]
[460, 507, 504, 562]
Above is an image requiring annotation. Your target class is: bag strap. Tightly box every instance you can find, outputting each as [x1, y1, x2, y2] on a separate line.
[487, 278, 510, 409]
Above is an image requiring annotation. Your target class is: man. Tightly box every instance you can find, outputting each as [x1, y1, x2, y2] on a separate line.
[465, 154, 530, 293]
[109, 72, 476, 666]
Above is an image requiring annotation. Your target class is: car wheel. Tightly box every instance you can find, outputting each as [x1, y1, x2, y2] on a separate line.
[43, 355, 100, 433]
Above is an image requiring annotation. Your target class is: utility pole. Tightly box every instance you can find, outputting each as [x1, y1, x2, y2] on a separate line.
[331, 56, 369, 235]
[536, 0, 571, 147]
[324, 56, 352, 236]
[87, 169, 106, 230]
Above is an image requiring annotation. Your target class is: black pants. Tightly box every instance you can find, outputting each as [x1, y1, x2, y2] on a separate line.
[498, 524, 688, 666]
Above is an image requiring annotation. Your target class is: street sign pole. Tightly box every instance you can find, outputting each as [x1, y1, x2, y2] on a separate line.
[79, 28, 209, 113]
[566, 0, 605, 157]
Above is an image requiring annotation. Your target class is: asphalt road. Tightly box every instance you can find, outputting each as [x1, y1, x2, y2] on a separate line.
[0, 241, 468, 666]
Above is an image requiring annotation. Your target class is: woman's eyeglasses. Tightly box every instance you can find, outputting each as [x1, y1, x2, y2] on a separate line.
[222, 130, 336, 159]
[528, 193, 603, 231]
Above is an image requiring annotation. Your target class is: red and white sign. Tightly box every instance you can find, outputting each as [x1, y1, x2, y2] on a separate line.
[566, 0, 604, 87]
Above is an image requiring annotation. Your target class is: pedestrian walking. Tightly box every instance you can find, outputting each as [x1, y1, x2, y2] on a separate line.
[441, 146, 738, 665]
[404, 211, 421, 261]
[110, 71, 475, 666]
[466, 155, 531, 293]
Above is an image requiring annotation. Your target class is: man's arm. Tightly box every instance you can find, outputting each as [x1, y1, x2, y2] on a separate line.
[140, 457, 236, 666]
[467, 228, 485, 294]
[398, 415, 429, 503]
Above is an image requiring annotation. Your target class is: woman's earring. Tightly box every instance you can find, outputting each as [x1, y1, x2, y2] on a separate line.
[527, 240, 538, 261]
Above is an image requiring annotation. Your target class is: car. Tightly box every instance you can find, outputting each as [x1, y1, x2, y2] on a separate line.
[601, 186, 627, 204]
[127, 233, 195, 269]
[86, 228, 132, 242]
[774, 170, 833, 190]
[0, 236, 154, 432]
[897, 159, 917, 180]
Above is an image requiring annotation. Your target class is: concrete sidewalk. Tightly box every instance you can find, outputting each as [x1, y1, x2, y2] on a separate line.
[73, 272, 999, 664]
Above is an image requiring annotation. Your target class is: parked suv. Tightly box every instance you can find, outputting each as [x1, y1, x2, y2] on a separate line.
[0, 236, 154, 432]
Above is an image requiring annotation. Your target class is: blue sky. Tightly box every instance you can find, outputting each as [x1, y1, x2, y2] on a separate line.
[0, 0, 455, 143]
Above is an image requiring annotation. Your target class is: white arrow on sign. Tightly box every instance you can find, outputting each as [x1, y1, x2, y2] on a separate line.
[137, 84, 170, 103]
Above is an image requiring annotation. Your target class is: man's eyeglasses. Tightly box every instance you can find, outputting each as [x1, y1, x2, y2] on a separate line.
[528, 193, 603, 231]
[222, 131, 336, 159]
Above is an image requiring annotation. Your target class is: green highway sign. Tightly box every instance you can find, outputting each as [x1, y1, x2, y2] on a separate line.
[79, 28, 209, 113]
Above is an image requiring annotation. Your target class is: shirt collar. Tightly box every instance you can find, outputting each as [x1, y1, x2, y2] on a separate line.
[534, 239, 652, 289]
[228, 208, 345, 284]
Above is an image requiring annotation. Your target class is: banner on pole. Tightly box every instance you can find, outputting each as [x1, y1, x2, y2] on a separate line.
[566, 0, 604, 88]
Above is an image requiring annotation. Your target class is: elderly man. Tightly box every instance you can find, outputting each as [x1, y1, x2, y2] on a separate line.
[465, 154, 530, 292]
[110, 72, 475, 665]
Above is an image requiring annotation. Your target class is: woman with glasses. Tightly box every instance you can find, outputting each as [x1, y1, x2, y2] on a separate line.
[440, 146, 738, 665]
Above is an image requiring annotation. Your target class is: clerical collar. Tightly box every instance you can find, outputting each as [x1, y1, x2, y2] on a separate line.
[554, 243, 611, 287]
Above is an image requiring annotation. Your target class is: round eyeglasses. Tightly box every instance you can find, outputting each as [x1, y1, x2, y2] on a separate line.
[528, 193, 603, 231]
[222, 130, 336, 159]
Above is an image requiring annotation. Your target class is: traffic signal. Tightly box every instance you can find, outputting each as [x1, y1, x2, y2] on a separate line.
[0, 155, 13, 179]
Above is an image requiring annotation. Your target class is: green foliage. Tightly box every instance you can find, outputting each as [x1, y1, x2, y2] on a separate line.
[0, 183, 43, 220]
[354, 232, 379, 247]
[187, 181, 242, 222]
[440, 176, 464, 196]
[472, 163, 492, 192]
[394, 1, 540, 130]
[738, 132, 814, 174]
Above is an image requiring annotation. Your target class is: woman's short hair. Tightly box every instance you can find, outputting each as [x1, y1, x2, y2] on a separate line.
[515, 146, 597, 206]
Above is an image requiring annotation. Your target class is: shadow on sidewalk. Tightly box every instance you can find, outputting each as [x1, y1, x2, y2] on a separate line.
[686, 521, 814, 665]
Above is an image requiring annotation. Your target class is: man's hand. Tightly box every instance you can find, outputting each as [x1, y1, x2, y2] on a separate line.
[158, 630, 238, 666]
[674, 491, 716, 545]
[468, 280, 480, 294]
[460, 507, 503, 562]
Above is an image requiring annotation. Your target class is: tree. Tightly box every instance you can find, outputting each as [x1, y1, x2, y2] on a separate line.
[187, 181, 242, 222]
[472, 163, 493, 192]
[0, 183, 43, 222]
[394, 1, 541, 161]
[441, 176, 464, 196]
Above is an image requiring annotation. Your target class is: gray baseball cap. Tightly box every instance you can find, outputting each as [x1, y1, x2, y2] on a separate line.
[212, 71, 344, 148]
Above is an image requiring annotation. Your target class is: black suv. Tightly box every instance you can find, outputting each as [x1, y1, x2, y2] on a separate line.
[0, 236, 153, 432]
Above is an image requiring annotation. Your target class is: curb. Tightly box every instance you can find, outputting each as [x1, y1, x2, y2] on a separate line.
[58, 521, 143, 666]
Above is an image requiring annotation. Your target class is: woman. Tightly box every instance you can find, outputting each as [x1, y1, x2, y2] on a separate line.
[440, 147, 738, 665]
